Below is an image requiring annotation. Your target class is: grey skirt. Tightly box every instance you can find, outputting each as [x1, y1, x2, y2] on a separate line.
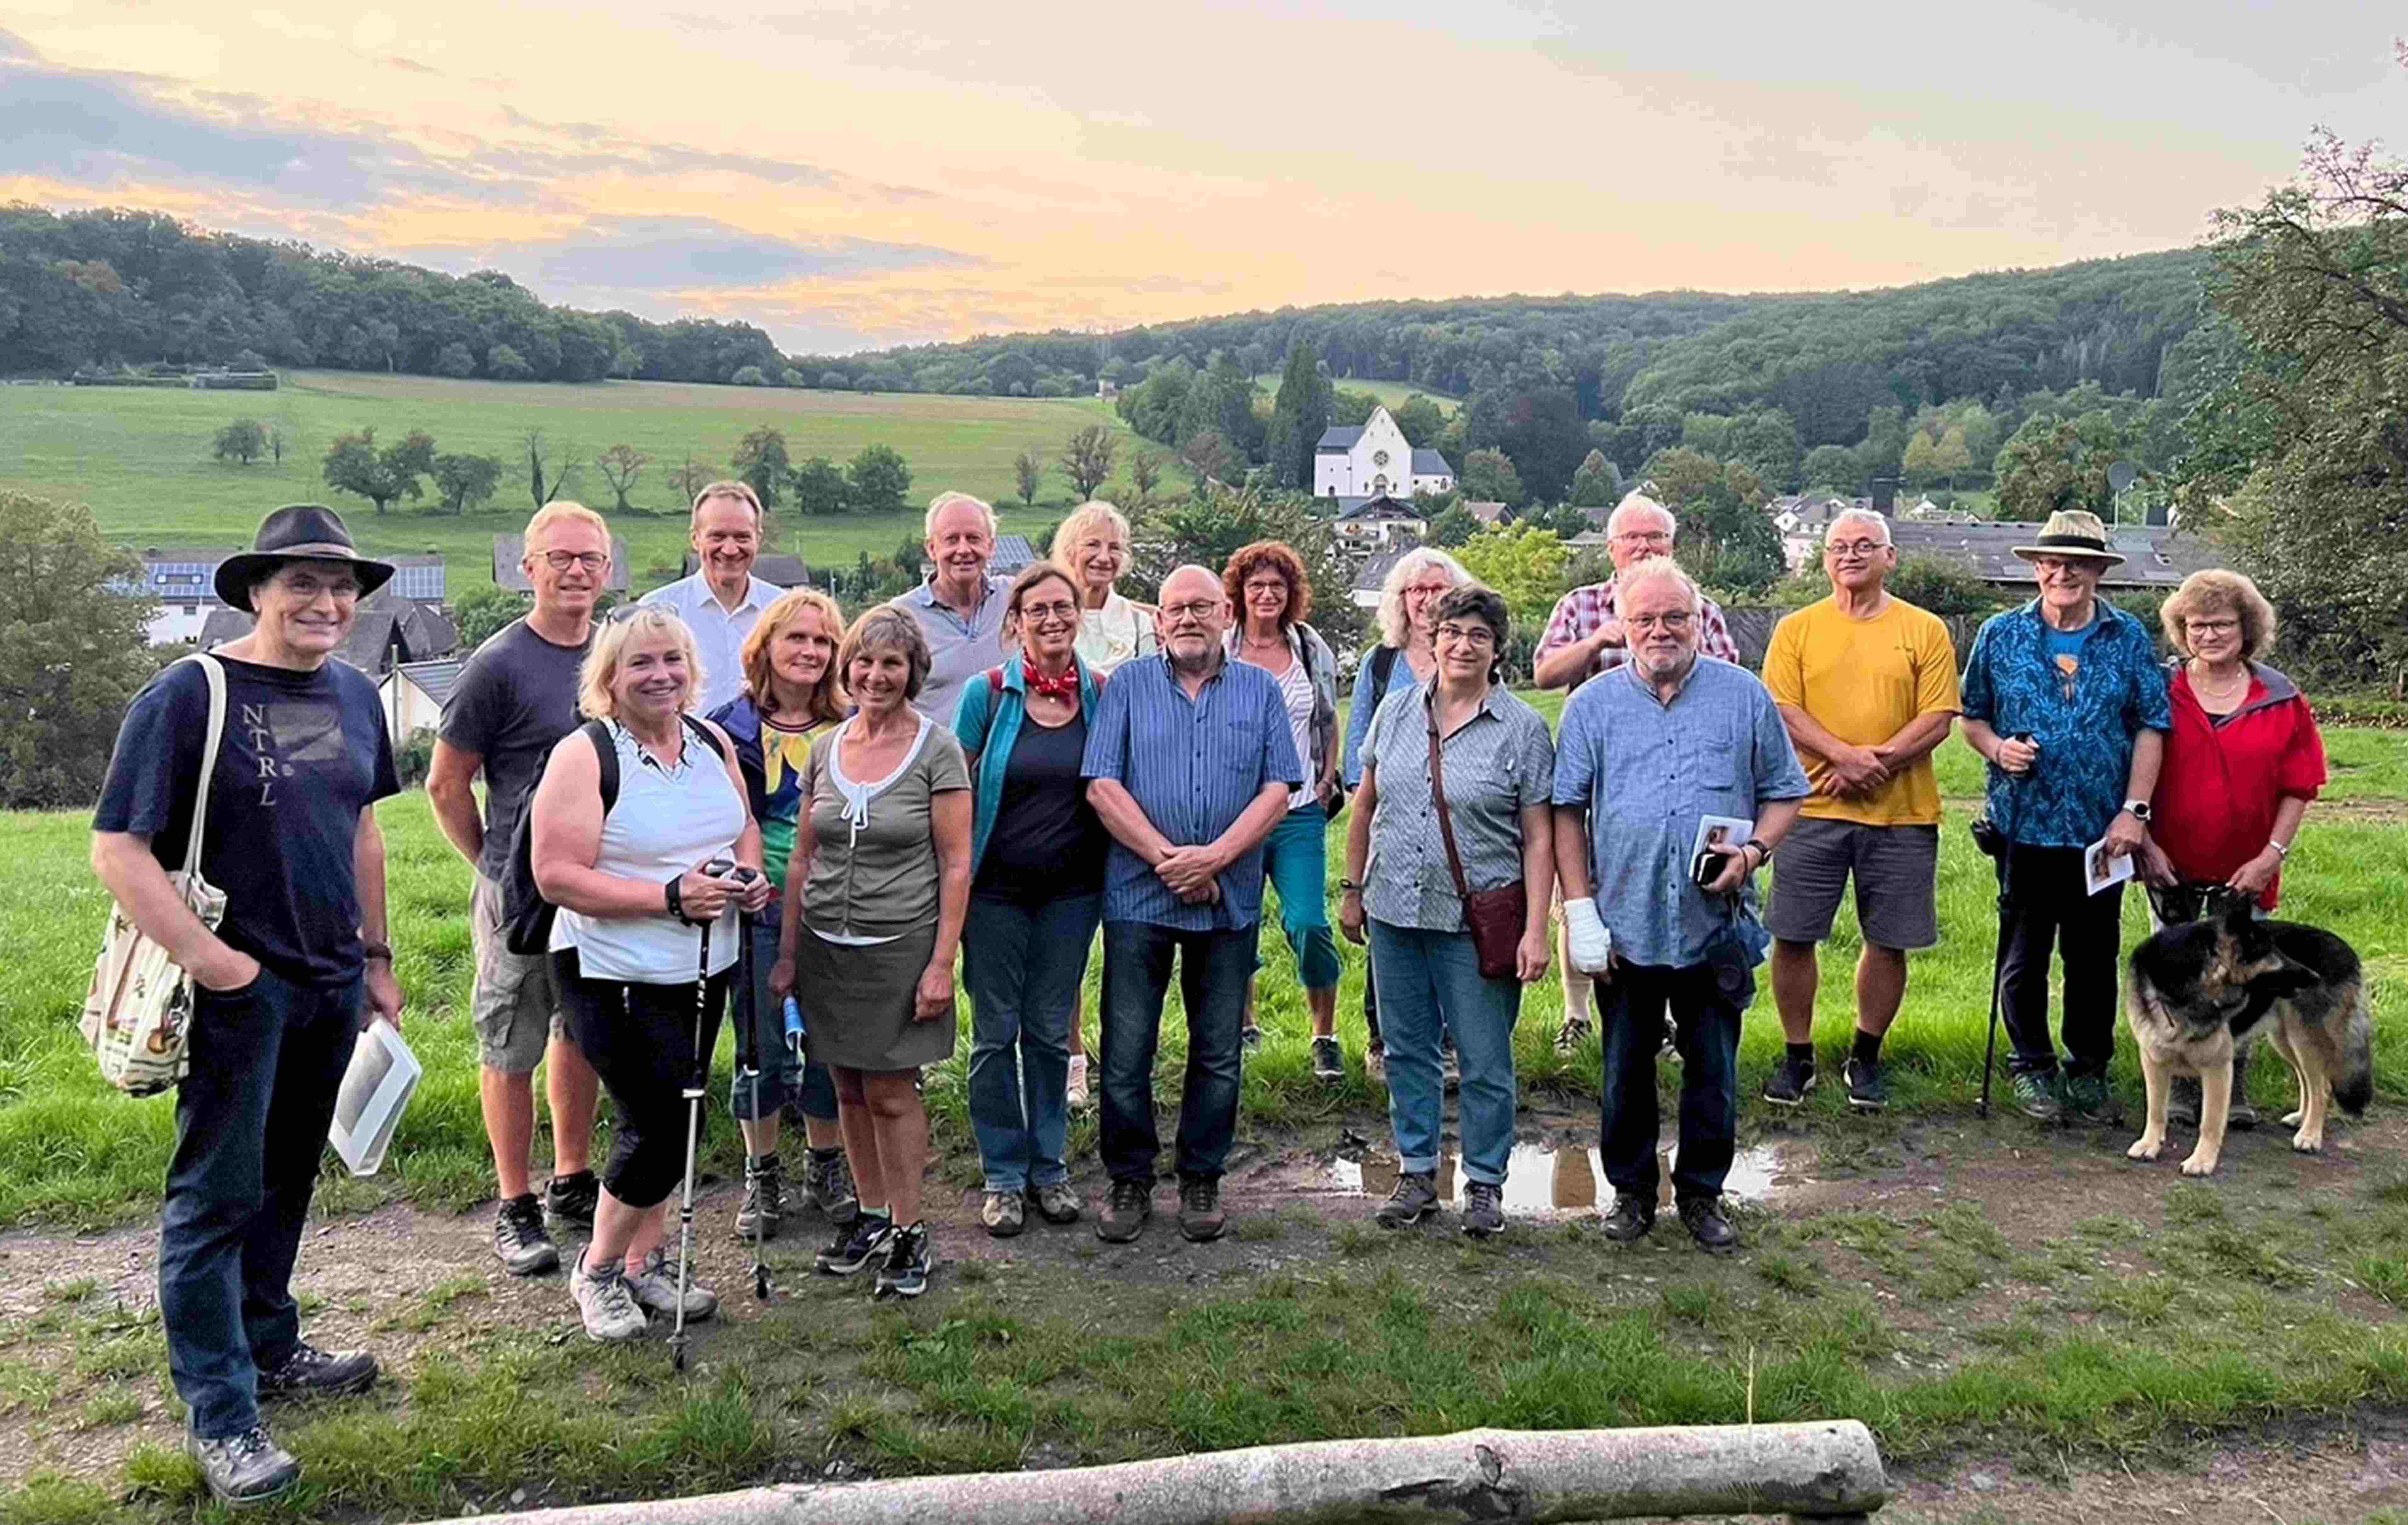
[797, 923, 954, 1072]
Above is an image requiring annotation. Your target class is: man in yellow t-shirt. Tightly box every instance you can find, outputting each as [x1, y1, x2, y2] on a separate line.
[1758, 509, 1961, 1114]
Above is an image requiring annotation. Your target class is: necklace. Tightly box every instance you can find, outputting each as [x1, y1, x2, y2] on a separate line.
[2191, 662, 2247, 701]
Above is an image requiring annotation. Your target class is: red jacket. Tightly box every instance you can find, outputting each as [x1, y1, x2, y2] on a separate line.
[2155, 662, 2326, 910]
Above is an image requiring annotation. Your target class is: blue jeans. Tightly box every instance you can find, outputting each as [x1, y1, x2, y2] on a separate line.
[1261, 805, 1342, 991]
[965, 892, 1101, 1192]
[1598, 955, 1750, 1204]
[1099, 920, 1258, 1185]
[160, 966, 359, 1439]
[1369, 921, 1521, 1184]
[727, 914, 836, 1124]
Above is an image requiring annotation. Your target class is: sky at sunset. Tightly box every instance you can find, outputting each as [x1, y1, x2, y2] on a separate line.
[1, 2, 2399, 354]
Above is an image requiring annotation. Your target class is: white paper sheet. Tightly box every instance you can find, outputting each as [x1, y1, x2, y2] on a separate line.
[330, 1020, 421, 1176]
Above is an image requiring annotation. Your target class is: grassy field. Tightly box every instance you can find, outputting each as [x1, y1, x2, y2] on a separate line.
[0, 371, 1157, 595]
[1253, 376, 1460, 416]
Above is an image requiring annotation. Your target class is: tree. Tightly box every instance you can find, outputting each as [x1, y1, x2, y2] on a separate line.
[1428, 505, 1480, 547]
[1129, 450, 1164, 505]
[522, 430, 581, 509]
[1567, 448, 1619, 507]
[431, 452, 503, 513]
[846, 445, 912, 515]
[1901, 430, 1945, 489]
[1061, 424, 1118, 501]
[1644, 446, 1784, 593]
[452, 584, 527, 649]
[1178, 428, 1236, 486]
[0, 493, 160, 807]
[1993, 414, 2118, 520]
[1127, 485, 1360, 646]
[212, 418, 267, 465]
[1452, 523, 1571, 636]
[664, 456, 719, 509]
[1459, 448, 1526, 509]
[269, 428, 283, 464]
[1392, 394, 1447, 448]
[1265, 342, 1332, 490]
[1801, 444, 1859, 490]
[595, 444, 649, 512]
[731, 426, 790, 510]
[732, 364, 768, 386]
[322, 426, 434, 514]
[1014, 449, 1044, 507]
[434, 341, 477, 378]
[790, 456, 850, 516]
[486, 343, 532, 380]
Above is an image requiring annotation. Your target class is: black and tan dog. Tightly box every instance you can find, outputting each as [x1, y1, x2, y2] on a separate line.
[2125, 901, 2375, 1177]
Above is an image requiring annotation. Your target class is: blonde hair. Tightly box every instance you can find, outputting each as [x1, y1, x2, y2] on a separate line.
[2162, 569, 2278, 660]
[691, 479, 764, 524]
[839, 606, 932, 702]
[1616, 555, 1703, 614]
[1374, 547, 1471, 648]
[924, 490, 997, 540]
[740, 589, 849, 726]
[1051, 500, 1130, 576]
[578, 606, 706, 721]
[525, 499, 610, 552]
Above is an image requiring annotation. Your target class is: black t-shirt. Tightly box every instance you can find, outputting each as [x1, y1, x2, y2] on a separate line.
[439, 617, 594, 881]
[93, 654, 401, 989]
[975, 709, 1105, 902]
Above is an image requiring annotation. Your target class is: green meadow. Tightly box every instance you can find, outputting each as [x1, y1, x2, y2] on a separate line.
[0, 371, 1153, 593]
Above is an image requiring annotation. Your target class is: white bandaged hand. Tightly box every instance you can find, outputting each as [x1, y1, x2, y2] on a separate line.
[1562, 897, 1613, 974]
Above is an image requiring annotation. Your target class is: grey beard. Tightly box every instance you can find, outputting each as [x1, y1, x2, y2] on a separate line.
[1169, 644, 1224, 678]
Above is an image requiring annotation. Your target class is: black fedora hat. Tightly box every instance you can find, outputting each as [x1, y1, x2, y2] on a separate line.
[214, 505, 397, 612]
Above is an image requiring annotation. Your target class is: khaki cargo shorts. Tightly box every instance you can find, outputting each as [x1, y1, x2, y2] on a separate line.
[470, 873, 568, 1074]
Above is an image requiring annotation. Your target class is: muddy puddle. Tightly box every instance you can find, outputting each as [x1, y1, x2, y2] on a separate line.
[1305, 1130, 1813, 1218]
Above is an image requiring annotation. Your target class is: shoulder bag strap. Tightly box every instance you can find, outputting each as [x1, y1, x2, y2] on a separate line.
[582, 719, 621, 815]
[180, 655, 227, 885]
[1425, 703, 1476, 919]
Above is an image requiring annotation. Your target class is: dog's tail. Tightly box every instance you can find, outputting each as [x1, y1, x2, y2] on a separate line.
[2335, 988, 2376, 1117]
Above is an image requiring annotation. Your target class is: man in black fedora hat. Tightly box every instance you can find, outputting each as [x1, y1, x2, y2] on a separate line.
[91, 504, 405, 1506]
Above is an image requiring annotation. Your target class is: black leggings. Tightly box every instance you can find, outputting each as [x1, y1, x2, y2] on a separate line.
[553, 949, 729, 1209]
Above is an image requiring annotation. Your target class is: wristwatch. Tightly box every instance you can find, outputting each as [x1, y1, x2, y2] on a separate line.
[1338, 878, 1365, 894]
[1742, 838, 1773, 867]
[664, 874, 686, 920]
[361, 940, 393, 962]
[2122, 799, 2153, 822]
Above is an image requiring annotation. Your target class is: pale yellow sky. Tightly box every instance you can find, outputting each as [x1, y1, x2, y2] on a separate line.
[2, 1, 2397, 352]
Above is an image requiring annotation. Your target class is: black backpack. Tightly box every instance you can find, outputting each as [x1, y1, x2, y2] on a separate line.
[500, 714, 731, 956]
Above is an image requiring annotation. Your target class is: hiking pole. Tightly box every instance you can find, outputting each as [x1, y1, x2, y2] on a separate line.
[1972, 740, 2029, 1121]
[732, 889, 770, 1302]
[670, 866, 732, 1374]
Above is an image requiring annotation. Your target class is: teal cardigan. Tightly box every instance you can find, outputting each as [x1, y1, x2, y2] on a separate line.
[951, 653, 1106, 876]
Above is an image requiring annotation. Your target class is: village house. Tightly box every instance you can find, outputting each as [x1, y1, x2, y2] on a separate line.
[1314, 406, 1454, 499]
[129, 548, 447, 645]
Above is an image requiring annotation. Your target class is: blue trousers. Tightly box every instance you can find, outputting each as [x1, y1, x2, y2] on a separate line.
[1099, 920, 1258, 1185]
[964, 892, 1101, 1191]
[1368, 921, 1521, 1184]
[727, 914, 836, 1124]
[1261, 805, 1343, 991]
[160, 966, 359, 1439]
[1598, 957, 1750, 1204]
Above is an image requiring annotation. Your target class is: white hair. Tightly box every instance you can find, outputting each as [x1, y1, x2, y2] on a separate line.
[924, 490, 997, 540]
[1375, 547, 1471, 647]
[1614, 555, 1702, 615]
[1826, 507, 1892, 546]
[1605, 487, 1677, 540]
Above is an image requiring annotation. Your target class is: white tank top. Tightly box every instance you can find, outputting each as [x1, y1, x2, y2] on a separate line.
[553, 722, 746, 983]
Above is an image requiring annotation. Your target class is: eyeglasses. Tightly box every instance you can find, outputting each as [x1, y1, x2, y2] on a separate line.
[1827, 540, 1886, 559]
[1435, 622, 1497, 648]
[1161, 600, 1220, 622]
[1020, 599, 1079, 624]
[2185, 617, 2240, 635]
[1626, 612, 1693, 633]
[540, 551, 610, 571]
[1611, 530, 1673, 547]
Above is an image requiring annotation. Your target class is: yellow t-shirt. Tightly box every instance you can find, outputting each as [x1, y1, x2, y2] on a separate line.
[1761, 596, 1961, 826]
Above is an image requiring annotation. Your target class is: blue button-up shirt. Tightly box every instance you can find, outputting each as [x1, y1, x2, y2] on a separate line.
[1960, 598, 2172, 849]
[1552, 656, 1809, 969]
[1082, 654, 1302, 930]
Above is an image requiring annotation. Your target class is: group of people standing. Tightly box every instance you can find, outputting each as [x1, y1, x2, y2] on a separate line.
[93, 476, 2326, 1506]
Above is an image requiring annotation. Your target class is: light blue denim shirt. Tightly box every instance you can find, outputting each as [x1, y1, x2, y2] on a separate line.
[1552, 655, 1810, 969]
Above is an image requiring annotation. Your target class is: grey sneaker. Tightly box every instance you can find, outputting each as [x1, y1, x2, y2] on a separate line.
[815, 1214, 894, 1276]
[1026, 1181, 1082, 1224]
[734, 1155, 784, 1242]
[544, 1170, 599, 1231]
[1176, 1176, 1227, 1242]
[494, 1194, 560, 1276]
[569, 1253, 648, 1342]
[1461, 1181, 1506, 1239]
[629, 1247, 718, 1322]
[1554, 1015, 1592, 1058]
[802, 1149, 859, 1225]
[2011, 1069, 2064, 1123]
[1375, 1171, 1439, 1229]
[255, 1341, 378, 1401]
[2063, 1071, 2124, 1127]
[188, 1424, 300, 1507]
[1311, 1035, 1344, 1082]
[981, 1190, 1026, 1237]
[1097, 1179, 1152, 1243]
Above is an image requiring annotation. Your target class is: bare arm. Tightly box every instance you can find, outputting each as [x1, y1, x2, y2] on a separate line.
[1208, 780, 1293, 869]
[1551, 805, 1594, 900]
[90, 832, 256, 991]
[1533, 629, 1612, 691]
[1873, 709, 1957, 771]
[424, 740, 486, 867]
[530, 733, 743, 920]
[1514, 801, 1556, 983]
[1087, 778, 1177, 866]
[1776, 701, 1889, 795]
[1960, 717, 2037, 774]
[355, 806, 404, 1025]
[1338, 765, 1377, 945]
[2103, 727, 2166, 858]
[915, 790, 973, 1019]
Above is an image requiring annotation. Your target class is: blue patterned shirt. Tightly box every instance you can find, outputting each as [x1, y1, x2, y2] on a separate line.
[1552, 656, 1809, 970]
[1082, 654, 1303, 930]
[1960, 599, 2172, 849]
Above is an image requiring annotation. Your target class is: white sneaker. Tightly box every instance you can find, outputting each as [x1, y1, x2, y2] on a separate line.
[570, 1253, 649, 1342]
[629, 1248, 718, 1322]
[1066, 1053, 1091, 1110]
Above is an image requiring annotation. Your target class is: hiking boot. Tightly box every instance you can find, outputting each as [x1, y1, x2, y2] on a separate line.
[493, 1194, 559, 1276]
[627, 1248, 717, 1322]
[1554, 1015, 1592, 1058]
[1461, 1181, 1506, 1239]
[544, 1170, 599, 1231]
[1176, 1177, 1227, 1242]
[1311, 1035, 1344, 1083]
[2063, 1072, 2124, 1127]
[2170, 1072, 2257, 1130]
[1026, 1181, 1082, 1224]
[255, 1341, 378, 1401]
[734, 1155, 784, 1242]
[874, 1224, 932, 1299]
[1066, 1052, 1092, 1111]
[981, 1190, 1025, 1238]
[569, 1253, 648, 1342]
[1241, 1024, 1264, 1053]
[1601, 1192, 1655, 1243]
[1678, 1197, 1739, 1255]
[802, 1150, 859, 1225]
[1761, 1053, 1816, 1108]
[1365, 1044, 1387, 1085]
[1842, 1056, 1889, 1113]
[814, 1214, 895, 1276]
[1097, 1178, 1152, 1243]
[188, 1424, 300, 1507]
[1375, 1171, 1439, 1229]
[2011, 1069, 2064, 1123]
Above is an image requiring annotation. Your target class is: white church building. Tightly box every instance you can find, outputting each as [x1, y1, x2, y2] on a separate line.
[1314, 406, 1455, 499]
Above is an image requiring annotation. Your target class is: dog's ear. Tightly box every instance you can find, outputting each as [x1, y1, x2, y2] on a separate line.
[2246, 952, 2322, 1002]
[2219, 895, 2260, 938]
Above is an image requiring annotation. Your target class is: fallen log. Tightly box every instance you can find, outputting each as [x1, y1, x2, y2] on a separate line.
[421, 1421, 1887, 1524]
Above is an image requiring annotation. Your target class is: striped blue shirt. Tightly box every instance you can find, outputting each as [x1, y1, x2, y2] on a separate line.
[1082, 654, 1303, 929]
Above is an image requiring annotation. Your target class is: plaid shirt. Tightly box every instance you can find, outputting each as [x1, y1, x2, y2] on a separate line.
[1534, 582, 1739, 684]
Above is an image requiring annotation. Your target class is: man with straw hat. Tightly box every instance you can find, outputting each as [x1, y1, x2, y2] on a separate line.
[1958, 509, 2171, 1125]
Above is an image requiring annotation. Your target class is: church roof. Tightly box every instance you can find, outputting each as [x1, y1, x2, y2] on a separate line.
[1316, 425, 1366, 452]
[1411, 448, 1453, 477]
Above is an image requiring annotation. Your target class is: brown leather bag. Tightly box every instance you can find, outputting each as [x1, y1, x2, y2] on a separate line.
[1427, 708, 1528, 981]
